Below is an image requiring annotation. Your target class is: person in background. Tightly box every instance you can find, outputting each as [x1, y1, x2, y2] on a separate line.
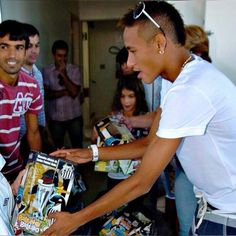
[0, 20, 42, 183]
[20, 23, 46, 159]
[43, 40, 83, 149]
[185, 24, 211, 63]
[93, 74, 149, 189]
[116, 46, 158, 129]
[44, 1, 236, 235]
[115, 46, 134, 79]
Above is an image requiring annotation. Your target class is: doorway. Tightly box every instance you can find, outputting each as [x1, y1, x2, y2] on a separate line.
[88, 20, 123, 124]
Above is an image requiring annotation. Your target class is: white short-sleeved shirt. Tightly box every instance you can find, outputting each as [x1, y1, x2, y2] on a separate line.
[0, 155, 15, 235]
[157, 56, 236, 212]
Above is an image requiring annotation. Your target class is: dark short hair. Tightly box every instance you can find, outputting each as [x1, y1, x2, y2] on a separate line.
[119, 1, 186, 45]
[116, 47, 128, 66]
[51, 40, 69, 54]
[23, 23, 39, 37]
[0, 20, 29, 49]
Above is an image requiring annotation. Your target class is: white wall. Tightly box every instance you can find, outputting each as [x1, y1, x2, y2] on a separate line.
[205, 0, 236, 84]
[169, 0, 205, 26]
[79, 0, 205, 25]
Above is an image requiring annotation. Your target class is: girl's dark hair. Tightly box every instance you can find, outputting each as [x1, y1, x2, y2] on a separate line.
[112, 74, 148, 116]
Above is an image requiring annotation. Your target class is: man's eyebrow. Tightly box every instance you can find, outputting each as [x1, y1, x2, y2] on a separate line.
[0, 42, 25, 47]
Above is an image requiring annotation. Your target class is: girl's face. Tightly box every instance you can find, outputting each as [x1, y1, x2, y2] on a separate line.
[120, 88, 136, 115]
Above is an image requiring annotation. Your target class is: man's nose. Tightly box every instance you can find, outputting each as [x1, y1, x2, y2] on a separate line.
[127, 54, 135, 68]
[8, 47, 17, 57]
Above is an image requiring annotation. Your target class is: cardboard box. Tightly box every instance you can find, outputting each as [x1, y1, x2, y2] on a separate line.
[13, 151, 78, 234]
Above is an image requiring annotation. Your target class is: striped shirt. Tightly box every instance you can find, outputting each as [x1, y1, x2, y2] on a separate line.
[0, 71, 42, 177]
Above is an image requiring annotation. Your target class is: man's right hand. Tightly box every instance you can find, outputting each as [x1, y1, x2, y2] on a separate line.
[50, 148, 92, 164]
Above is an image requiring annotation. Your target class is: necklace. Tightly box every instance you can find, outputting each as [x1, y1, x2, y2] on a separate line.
[181, 54, 193, 71]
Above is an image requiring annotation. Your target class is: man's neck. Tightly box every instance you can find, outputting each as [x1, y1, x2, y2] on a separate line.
[162, 47, 191, 82]
[22, 63, 33, 73]
[0, 68, 18, 86]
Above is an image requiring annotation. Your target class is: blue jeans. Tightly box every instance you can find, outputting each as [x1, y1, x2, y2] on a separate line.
[49, 116, 83, 148]
[175, 163, 197, 236]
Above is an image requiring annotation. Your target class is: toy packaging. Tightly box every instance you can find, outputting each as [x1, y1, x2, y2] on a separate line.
[13, 151, 80, 235]
[94, 116, 139, 175]
[99, 210, 153, 236]
[95, 116, 135, 146]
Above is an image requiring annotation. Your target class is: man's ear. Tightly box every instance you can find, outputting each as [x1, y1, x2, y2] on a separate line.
[154, 33, 167, 55]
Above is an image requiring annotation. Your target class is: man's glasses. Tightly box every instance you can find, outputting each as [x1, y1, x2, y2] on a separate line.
[133, 1, 165, 36]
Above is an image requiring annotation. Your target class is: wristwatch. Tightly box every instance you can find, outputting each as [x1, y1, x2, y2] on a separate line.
[89, 144, 99, 162]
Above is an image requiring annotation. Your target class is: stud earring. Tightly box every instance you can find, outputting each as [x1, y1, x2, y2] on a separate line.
[159, 50, 164, 55]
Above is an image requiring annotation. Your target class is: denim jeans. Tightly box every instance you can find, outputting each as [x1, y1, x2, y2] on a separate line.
[49, 116, 83, 148]
[190, 216, 236, 235]
[175, 163, 197, 236]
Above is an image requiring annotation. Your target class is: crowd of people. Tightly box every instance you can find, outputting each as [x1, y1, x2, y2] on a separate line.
[0, 1, 236, 236]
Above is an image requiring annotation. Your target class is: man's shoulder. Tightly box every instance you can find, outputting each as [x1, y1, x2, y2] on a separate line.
[18, 71, 39, 87]
[42, 64, 55, 72]
[32, 64, 41, 73]
[67, 63, 79, 71]
[19, 71, 36, 82]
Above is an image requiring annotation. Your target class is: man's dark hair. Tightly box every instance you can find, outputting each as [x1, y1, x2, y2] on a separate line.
[51, 40, 69, 54]
[0, 20, 29, 49]
[23, 23, 40, 37]
[119, 1, 186, 45]
[116, 47, 128, 66]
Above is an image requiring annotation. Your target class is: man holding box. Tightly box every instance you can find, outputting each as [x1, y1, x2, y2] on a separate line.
[0, 20, 42, 182]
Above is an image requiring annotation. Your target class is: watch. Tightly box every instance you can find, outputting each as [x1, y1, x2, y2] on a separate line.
[89, 144, 99, 162]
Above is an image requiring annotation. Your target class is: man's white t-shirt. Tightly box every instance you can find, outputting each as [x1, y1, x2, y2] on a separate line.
[157, 55, 236, 212]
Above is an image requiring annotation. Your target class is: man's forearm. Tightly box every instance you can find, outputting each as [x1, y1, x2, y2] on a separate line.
[98, 136, 149, 161]
[72, 170, 148, 227]
[45, 87, 68, 99]
[27, 130, 42, 151]
[61, 73, 79, 98]
[130, 112, 156, 128]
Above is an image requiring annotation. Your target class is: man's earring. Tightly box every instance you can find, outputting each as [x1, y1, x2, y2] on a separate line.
[159, 50, 164, 55]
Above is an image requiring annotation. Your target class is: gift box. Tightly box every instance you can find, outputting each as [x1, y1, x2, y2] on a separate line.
[13, 151, 80, 235]
[94, 116, 139, 175]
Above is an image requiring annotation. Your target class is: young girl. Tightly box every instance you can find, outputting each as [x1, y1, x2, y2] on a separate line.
[106, 74, 149, 189]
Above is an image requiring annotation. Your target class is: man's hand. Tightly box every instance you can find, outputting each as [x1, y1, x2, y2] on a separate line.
[50, 148, 92, 164]
[41, 212, 79, 236]
[11, 169, 26, 196]
[58, 62, 66, 74]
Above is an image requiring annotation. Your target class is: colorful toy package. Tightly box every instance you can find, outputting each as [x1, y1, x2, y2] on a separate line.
[99, 211, 153, 236]
[94, 116, 139, 175]
[13, 151, 78, 235]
